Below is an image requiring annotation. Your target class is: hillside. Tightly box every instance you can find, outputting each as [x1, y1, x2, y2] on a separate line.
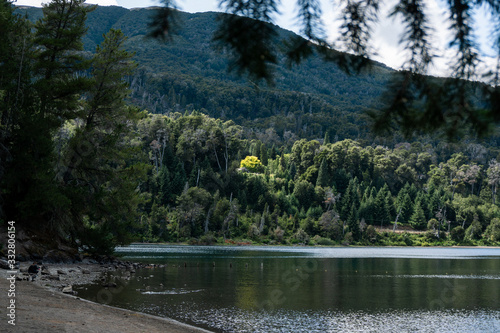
[18, 5, 395, 142]
[5, 2, 499, 256]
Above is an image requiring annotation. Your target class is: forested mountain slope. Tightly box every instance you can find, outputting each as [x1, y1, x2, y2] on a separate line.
[5, 2, 499, 255]
[18, 5, 394, 141]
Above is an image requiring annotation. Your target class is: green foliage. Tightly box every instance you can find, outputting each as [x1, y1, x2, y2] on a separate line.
[465, 220, 483, 241]
[312, 235, 335, 246]
[450, 226, 465, 242]
[3, 4, 500, 256]
[293, 228, 310, 244]
[363, 225, 378, 243]
[78, 223, 116, 256]
[484, 218, 500, 242]
[409, 200, 426, 230]
[240, 156, 264, 173]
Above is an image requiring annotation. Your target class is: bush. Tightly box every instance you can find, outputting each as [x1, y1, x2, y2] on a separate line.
[484, 218, 500, 242]
[427, 218, 439, 231]
[450, 226, 465, 242]
[293, 228, 310, 244]
[424, 230, 438, 242]
[465, 220, 482, 241]
[312, 235, 335, 246]
[247, 224, 261, 240]
[199, 233, 217, 245]
[343, 232, 354, 245]
[401, 232, 413, 246]
[363, 225, 378, 243]
[272, 226, 285, 242]
[179, 225, 192, 239]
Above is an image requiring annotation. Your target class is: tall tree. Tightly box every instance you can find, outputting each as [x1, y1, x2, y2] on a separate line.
[316, 158, 330, 187]
[0, 0, 32, 220]
[2, 0, 92, 230]
[409, 199, 426, 230]
[61, 29, 148, 251]
[34, 0, 93, 119]
[487, 159, 500, 205]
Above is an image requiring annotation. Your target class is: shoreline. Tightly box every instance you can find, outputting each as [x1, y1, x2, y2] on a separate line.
[124, 241, 500, 249]
[0, 262, 213, 332]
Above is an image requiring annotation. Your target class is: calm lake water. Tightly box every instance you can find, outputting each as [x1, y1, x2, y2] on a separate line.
[76, 245, 500, 332]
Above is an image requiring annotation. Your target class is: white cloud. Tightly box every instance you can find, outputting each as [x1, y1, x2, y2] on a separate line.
[319, 0, 497, 79]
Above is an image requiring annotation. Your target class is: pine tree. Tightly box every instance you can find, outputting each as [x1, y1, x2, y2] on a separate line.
[374, 184, 391, 226]
[0, 0, 33, 221]
[2, 0, 93, 230]
[396, 187, 413, 224]
[260, 142, 268, 166]
[34, 0, 94, 119]
[323, 131, 330, 145]
[316, 158, 330, 187]
[62, 28, 147, 251]
[340, 178, 360, 221]
[347, 205, 361, 241]
[409, 200, 426, 230]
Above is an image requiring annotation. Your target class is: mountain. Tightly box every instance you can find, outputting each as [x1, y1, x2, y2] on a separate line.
[17, 5, 397, 142]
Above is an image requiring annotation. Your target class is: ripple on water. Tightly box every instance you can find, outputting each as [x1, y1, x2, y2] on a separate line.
[166, 306, 500, 333]
[371, 274, 500, 280]
[141, 289, 203, 295]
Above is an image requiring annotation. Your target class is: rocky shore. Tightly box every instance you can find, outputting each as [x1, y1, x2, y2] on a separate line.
[0, 260, 213, 332]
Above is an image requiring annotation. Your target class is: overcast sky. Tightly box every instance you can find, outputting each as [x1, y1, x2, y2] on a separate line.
[13, 0, 497, 79]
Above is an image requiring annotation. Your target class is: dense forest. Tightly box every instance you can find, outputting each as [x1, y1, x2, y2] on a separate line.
[1, 1, 499, 258]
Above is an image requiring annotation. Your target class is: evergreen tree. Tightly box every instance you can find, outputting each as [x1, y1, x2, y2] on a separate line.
[316, 158, 329, 187]
[158, 166, 171, 205]
[0, 0, 33, 221]
[409, 200, 426, 230]
[396, 188, 413, 224]
[34, 0, 93, 118]
[3, 0, 93, 230]
[62, 28, 148, 250]
[260, 142, 268, 166]
[323, 131, 330, 145]
[374, 184, 392, 226]
[340, 178, 360, 221]
[347, 205, 361, 241]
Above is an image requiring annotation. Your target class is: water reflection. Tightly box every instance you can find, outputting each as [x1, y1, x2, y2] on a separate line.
[77, 246, 500, 332]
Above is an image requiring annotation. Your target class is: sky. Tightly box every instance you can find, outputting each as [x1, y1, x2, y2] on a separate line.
[13, 0, 498, 79]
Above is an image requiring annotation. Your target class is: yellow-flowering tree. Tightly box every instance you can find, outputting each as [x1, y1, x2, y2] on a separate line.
[240, 156, 264, 173]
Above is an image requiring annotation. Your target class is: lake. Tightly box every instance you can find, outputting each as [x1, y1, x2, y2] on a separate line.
[76, 245, 500, 332]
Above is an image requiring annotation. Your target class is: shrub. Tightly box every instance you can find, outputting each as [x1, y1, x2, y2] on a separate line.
[484, 218, 500, 242]
[401, 232, 413, 246]
[247, 224, 261, 240]
[312, 235, 335, 246]
[427, 218, 439, 231]
[293, 228, 310, 244]
[363, 225, 378, 243]
[199, 233, 217, 245]
[450, 226, 465, 242]
[465, 220, 482, 240]
[343, 232, 354, 245]
[272, 226, 285, 242]
[424, 230, 437, 241]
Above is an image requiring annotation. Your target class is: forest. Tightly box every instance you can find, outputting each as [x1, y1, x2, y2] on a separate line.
[1, 1, 499, 257]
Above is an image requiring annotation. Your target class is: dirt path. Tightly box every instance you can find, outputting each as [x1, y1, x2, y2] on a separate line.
[0, 265, 212, 333]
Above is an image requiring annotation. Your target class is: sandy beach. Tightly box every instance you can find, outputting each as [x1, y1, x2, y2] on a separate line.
[0, 262, 213, 332]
